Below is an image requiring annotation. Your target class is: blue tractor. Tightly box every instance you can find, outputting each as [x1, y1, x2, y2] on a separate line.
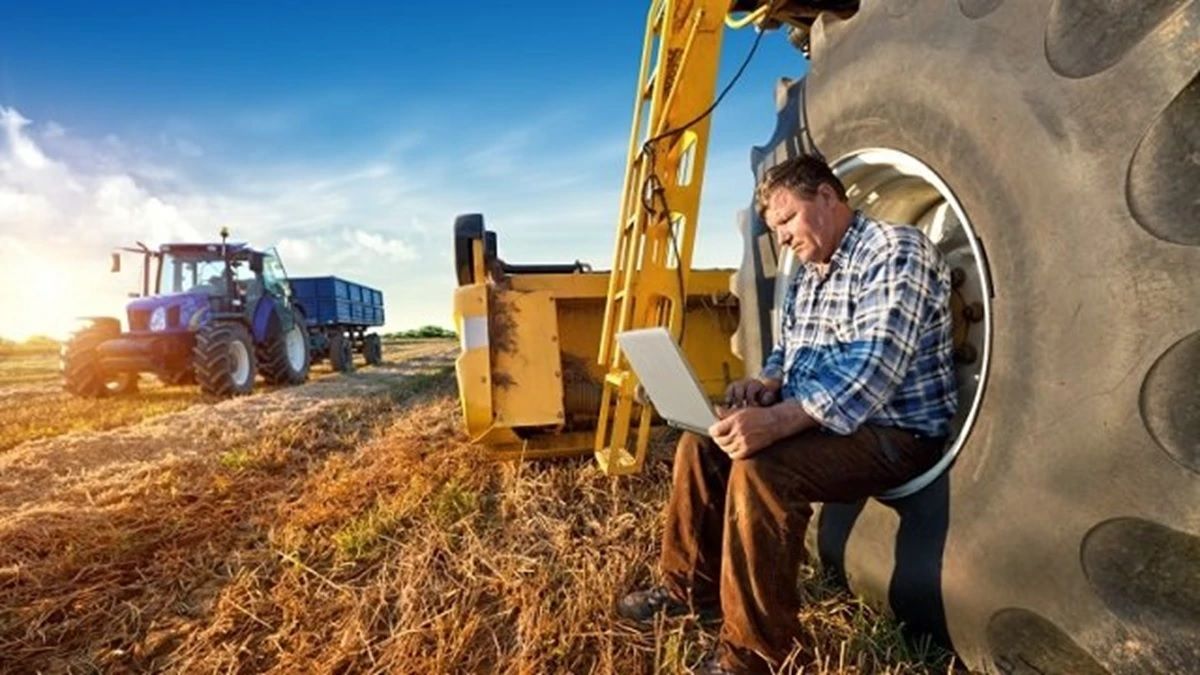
[63, 230, 311, 397]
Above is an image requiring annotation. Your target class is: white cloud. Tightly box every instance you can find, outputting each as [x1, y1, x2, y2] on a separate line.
[0, 108, 49, 169]
[349, 229, 416, 261]
[42, 121, 66, 140]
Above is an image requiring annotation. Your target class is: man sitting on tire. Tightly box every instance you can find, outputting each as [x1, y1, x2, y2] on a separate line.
[617, 154, 958, 674]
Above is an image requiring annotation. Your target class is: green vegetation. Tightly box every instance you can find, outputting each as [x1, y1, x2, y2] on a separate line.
[385, 325, 456, 340]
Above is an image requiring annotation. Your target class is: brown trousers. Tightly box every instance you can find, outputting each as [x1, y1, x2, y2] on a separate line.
[660, 426, 944, 673]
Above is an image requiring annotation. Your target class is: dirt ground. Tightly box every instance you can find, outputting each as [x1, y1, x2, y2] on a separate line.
[0, 339, 954, 674]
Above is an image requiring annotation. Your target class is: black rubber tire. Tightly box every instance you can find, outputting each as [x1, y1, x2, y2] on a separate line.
[756, 3, 1200, 672]
[329, 332, 355, 373]
[194, 322, 256, 397]
[258, 307, 311, 385]
[363, 333, 383, 366]
[61, 321, 137, 397]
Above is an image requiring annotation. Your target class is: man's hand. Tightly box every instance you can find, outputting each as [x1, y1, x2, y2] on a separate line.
[709, 400, 818, 461]
[724, 376, 782, 409]
[709, 407, 780, 460]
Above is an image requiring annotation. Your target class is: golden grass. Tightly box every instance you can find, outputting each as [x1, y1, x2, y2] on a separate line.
[0, 340, 450, 454]
[0, 343, 958, 673]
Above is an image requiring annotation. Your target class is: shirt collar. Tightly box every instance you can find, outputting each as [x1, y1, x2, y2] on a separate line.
[828, 210, 866, 271]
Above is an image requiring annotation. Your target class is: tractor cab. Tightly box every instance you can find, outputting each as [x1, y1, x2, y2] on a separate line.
[112, 240, 293, 334]
[155, 242, 289, 306]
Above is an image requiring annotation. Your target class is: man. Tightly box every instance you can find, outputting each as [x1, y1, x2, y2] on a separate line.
[617, 154, 958, 674]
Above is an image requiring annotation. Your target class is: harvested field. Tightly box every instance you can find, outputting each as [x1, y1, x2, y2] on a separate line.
[0, 339, 956, 673]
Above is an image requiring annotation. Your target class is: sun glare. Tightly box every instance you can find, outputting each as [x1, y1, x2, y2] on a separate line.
[0, 257, 128, 342]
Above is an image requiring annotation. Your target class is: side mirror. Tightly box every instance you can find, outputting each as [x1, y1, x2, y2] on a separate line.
[111, 253, 121, 273]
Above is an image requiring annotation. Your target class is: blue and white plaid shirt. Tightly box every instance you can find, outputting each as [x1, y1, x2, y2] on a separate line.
[761, 211, 957, 437]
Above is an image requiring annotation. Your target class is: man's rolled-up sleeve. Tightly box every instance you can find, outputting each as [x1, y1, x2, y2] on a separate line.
[760, 344, 785, 381]
[791, 242, 936, 434]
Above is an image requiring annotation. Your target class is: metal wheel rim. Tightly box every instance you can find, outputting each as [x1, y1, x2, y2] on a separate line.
[229, 340, 251, 385]
[286, 325, 306, 371]
[773, 147, 993, 499]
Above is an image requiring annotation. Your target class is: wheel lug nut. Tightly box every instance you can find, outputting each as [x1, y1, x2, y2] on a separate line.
[963, 302, 985, 322]
[954, 344, 978, 364]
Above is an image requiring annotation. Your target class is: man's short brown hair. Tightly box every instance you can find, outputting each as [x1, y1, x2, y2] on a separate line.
[755, 154, 848, 219]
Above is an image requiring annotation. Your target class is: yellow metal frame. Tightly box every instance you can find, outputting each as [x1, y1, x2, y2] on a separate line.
[594, 0, 731, 475]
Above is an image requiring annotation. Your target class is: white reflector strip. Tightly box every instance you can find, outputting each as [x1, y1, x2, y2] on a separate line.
[462, 316, 489, 350]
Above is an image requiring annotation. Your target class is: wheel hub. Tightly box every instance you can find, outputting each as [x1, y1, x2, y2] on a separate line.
[286, 325, 306, 370]
[229, 340, 251, 385]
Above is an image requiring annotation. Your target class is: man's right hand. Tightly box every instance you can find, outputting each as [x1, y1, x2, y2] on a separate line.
[724, 376, 782, 409]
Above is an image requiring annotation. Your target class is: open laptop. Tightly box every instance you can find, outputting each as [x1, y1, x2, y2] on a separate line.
[616, 327, 717, 436]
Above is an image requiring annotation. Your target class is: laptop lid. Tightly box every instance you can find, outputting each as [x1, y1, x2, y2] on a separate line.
[616, 327, 717, 436]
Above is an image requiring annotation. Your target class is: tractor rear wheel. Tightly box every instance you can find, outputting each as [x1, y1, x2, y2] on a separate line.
[194, 322, 256, 397]
[363, 333, 383, 366]
[329, 332, 355, 373]
[258, 307, 311, 385]
[753, 2, 1200, 671]
[61, 320, 137, 397]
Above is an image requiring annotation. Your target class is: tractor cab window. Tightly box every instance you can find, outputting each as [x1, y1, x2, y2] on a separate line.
[262, 250, 289, 298]
[162, 254, 228, 296]
[229, 258, 262, 300]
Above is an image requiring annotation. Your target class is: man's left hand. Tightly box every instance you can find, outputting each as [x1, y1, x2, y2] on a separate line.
[709, 407, 781, 460]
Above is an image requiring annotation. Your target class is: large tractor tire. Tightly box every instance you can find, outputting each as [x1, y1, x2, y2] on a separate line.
[363, 333, 383, 366]
[258, 307, 311, 385]
[194, 322, 257, 397]
[329, 332, 355, 373]
[61, 320, 138, 397]
[738, 2, 1200, 672]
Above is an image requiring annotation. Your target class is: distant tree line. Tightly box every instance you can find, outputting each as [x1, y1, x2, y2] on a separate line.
[384, 325, 456, 340]
[0, 335, 60, 356]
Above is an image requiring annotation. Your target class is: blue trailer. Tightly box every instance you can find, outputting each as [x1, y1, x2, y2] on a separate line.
[288, 276, 386, 372]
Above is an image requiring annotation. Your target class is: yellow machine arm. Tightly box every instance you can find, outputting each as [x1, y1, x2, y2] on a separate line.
[594, 0, 739, 475]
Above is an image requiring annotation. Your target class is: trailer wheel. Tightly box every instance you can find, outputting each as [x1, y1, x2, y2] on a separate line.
[363, 334, 383, 366]
[762, 2, 1200, 671]
[194, 322, 256, 397]
[258, 307, 311, 385]
[62, 320, 136, 397]
[329, 332, 355, 373]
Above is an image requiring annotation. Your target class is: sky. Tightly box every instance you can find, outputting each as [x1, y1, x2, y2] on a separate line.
[0, 2, 809, 341]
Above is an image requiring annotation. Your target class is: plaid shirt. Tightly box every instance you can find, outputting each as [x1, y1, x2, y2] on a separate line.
[761, 211, 957, 437]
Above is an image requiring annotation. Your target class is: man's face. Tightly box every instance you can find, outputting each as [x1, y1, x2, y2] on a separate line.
[763, 183, 843, 265]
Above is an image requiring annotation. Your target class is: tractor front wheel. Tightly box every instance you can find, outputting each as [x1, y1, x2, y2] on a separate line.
[194, 322, 257, 397]
[62, 321, 137, 397]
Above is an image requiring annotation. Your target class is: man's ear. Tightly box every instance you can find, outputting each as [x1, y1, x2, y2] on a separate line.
[816, 182, 837, 206]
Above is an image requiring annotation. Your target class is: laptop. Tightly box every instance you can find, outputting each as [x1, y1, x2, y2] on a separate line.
[616, 327, 717, 436]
